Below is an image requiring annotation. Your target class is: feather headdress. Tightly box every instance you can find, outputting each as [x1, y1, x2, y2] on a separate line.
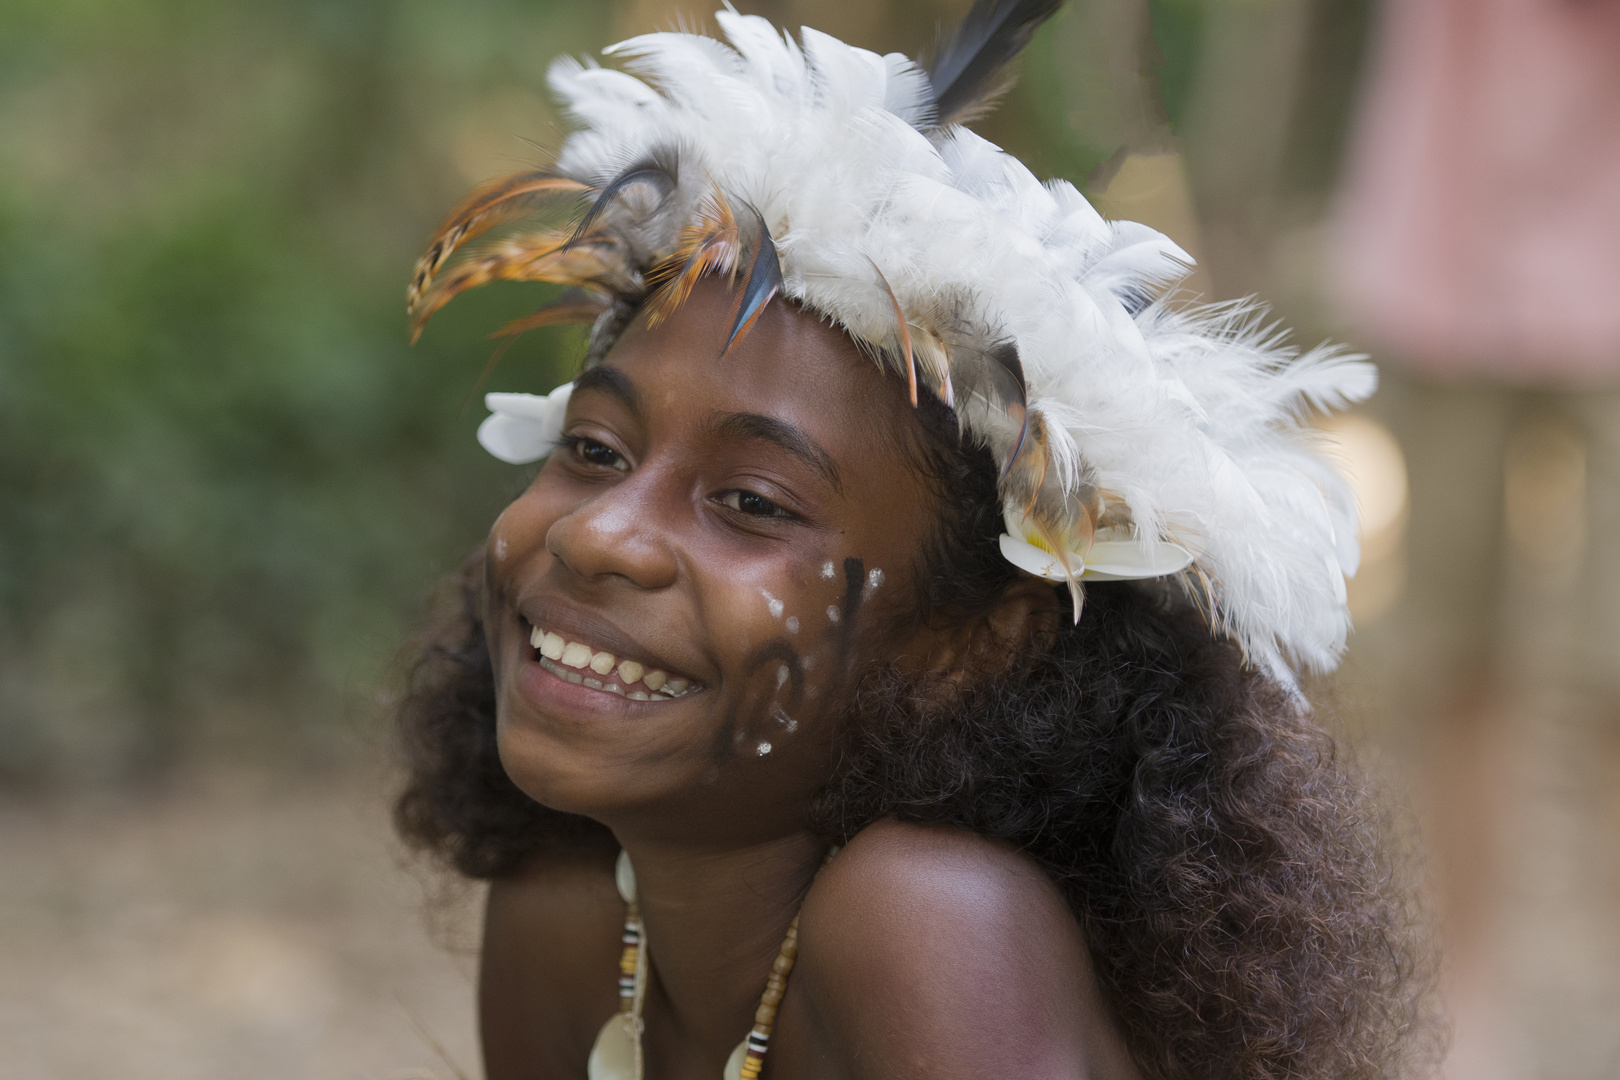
[408, 0, 1374, 682]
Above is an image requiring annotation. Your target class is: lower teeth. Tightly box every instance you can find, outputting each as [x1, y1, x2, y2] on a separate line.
[538, 655, 690, 699]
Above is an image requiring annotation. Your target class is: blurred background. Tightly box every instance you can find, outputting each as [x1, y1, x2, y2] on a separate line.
[2, 0, 1616, 1077]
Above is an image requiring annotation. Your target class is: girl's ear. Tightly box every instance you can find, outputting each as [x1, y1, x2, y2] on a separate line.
[976, 574, 1065, 656]
[900, 575, 1064, 676]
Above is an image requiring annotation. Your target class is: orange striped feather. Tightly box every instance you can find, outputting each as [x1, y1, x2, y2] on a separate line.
[408, 228, 634, 342]
[866, 259, 919, 406]
[408, 173, 589, 312]
[645, 187, 740, 327]
[490, 292, 611, 340]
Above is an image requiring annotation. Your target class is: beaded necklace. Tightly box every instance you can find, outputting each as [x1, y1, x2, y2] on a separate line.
[587, 849, 836, 1080]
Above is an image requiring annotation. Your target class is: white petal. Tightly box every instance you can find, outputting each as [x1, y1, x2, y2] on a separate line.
[477, 383, 574, 464]
[1001, 532, 1195, 583]
[483, 391, 554, 420]
[1003, 505, 1034, 542]
[999, 533, 1075, 581]
[1078, 540, 1195, 581]
[477, 411, 554, 463]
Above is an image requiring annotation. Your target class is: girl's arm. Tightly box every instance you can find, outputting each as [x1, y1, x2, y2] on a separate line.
[481, 850, 623, 1080]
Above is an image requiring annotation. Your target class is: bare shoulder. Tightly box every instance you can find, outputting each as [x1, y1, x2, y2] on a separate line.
[480, 845, 622, 1080]
[792, 819, 1142, 1080]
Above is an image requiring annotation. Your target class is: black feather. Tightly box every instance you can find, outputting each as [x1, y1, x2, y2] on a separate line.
[987, 340, 1032, 475]
[567, 148, 680, 246]
[928, 0, 1065, 129]
[954, 338, 1030, 476]
[985, 339, 1026, 401]
[722, 210, 783, 356]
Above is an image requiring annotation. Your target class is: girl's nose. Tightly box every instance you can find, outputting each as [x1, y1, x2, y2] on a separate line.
[544, 474, 681, 591]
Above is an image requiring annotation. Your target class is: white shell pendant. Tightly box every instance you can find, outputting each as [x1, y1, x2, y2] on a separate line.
[588, 1013, 643, 1080]
[591, 850, 752, 1080]
[615, 848, 638, 904]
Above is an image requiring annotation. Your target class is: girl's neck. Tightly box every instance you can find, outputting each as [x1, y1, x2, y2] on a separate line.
[615, 827, 827, 1065]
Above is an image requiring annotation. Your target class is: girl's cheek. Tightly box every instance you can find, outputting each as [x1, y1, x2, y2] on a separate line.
[732, 556, 892, 759]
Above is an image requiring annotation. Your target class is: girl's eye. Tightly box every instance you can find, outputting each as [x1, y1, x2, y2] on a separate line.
[564, 435, 628, 472]
[720, 490, 788, 518]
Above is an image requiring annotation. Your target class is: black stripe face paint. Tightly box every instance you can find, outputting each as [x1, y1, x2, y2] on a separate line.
[710, 555, 874, 767]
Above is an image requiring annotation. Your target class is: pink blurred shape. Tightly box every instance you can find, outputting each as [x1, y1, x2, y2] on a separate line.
[1335, 0, 1620, 383]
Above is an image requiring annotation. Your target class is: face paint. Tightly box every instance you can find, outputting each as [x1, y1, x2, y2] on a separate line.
[837, 557, 867, 653]
[726, 554, 876, 764]
[482, 281, 942, 830]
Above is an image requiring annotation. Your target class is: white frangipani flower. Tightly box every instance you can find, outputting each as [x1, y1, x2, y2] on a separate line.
[998, 507, 1193, 584]
[477, 382, 574, 464]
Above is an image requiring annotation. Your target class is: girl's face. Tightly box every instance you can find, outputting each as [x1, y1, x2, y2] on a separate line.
[483, 281, 945, 843]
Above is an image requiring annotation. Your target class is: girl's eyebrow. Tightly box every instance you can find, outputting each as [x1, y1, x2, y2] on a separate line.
[707, 412, 843, 495]
[577, 364, 843, 494]
[573, 365, 641, 415]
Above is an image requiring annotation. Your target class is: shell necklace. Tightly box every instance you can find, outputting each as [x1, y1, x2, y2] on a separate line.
[587, 849, 836, 1080]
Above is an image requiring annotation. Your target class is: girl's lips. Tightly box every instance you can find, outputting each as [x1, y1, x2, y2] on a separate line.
[514, 648, 703, 717]
[511, 612, 704, 715]
[525, 621, 699, 700]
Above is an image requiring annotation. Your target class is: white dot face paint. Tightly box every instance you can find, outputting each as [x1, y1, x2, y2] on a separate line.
[756, 741, 773, 756]
[826, 605, 840, 624]
[760, 588, 785, 618]
[785, 615, 800, 634]
[494, 535, 509, 562]
[866, 568, 885, 591]
[775, 664, 790, 690]
[821, 561, 836, 580]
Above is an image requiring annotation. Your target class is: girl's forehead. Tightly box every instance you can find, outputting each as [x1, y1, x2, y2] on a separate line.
[600, 280, 910, 451]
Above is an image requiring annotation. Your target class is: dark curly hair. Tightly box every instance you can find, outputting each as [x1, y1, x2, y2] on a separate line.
[394, 392, 1436, 1080]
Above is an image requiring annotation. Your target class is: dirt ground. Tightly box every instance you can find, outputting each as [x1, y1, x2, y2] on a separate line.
[2, 719, 1618, 1080]
[0, 768, 484, 1080]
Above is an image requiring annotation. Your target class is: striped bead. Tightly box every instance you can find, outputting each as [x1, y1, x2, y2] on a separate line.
[616, 903, 642, 1012]
[607, 846, 839, 1079]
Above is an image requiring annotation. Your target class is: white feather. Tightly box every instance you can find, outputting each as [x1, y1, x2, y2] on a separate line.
[520, 11, 1375, 678]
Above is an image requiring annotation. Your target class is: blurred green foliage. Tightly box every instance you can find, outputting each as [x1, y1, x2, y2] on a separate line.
[1145, 0, 1203, 131]
[0, 0, 611, 781]
[0, 0, 1365, 785]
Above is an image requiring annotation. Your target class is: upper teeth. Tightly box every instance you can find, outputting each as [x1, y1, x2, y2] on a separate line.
[528, 625, 697, 699]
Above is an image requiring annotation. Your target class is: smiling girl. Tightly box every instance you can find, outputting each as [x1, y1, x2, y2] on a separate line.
[393, 4, 1433, 1080]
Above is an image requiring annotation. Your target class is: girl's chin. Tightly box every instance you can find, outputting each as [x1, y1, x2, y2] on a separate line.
[495, 661, 718, 814]
[492, 723, 641, 820]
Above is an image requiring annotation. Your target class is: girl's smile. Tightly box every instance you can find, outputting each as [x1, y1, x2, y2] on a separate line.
[480, 278, 941, 836]
[520, 605, 704, 703]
